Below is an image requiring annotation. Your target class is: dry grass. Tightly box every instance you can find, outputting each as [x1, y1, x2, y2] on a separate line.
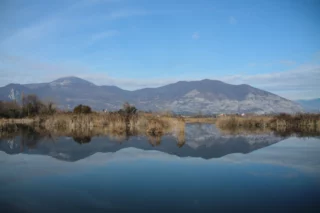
[2, 112, 319, 137]
[0, 114, 186, 148]
[216, 114, 320, 135]
[1, 112, 186, 141]
[216, 116, 272, 129]
[0, 118, 35, 126]
[185, 117, 216, 124]
[269, 113, 320, 129]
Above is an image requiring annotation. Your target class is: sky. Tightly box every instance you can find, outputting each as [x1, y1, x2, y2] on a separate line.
[0, 0, 319, 100]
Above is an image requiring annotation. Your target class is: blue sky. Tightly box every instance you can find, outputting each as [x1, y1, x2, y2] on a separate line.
[0, 0, 319, 99]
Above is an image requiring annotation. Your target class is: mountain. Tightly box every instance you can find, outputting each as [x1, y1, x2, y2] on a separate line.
[0, 76, 302, 114]
[296, 98, 320, 112]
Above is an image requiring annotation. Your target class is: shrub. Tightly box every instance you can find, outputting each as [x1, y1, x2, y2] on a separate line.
[0, 101, 21, 118]
[0, 95, 57, 118]
[40, 101, 56, 115]
[73, 104, 92, 114]
[119, 102, 137, 115]
[22, 94, 43, 116]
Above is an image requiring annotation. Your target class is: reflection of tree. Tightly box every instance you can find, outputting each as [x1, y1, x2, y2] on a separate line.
[108, 134, 128, 143]
[147, 134, 162, 146]
[273, 127, 320, 138]
[107, 129, 134, 143]
[19, 125, 43, 151]
[0, 124, 188, 151]
[0, 124, 18, 140]
[0, 124, 54, 151]
[72, 136, 91, 144]
[177, 131, 185, 148]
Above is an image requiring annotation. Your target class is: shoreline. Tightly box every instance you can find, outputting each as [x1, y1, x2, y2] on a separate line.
[1, 113, 320, 136]
[0, 112, 186, 137]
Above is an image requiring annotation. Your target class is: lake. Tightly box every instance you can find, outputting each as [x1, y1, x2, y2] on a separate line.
[0, 124, 320, 212]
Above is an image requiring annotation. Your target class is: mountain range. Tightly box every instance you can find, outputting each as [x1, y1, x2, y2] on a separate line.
[0, 76, 303, 114]
[295, 99, 320, 112]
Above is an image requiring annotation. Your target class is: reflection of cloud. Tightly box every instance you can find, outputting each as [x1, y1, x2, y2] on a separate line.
[1, 137, 320, 184]
[221, 137, 320, 175]
[0, 148, 181, 184]
[249, 171, 298, 179]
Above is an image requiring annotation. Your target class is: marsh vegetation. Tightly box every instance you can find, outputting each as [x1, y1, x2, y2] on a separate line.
[1, 94, 320, 138]
[216, 113, 320, 136]
[0, 96, 185, 139]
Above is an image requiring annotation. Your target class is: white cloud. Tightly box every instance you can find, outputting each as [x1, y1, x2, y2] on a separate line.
[83, 0, 121, 4]
[83, 74, 178, 89]
[313, 51, 320, 61]
[248, 63, 256, 67]
[107, 9, 149, 19]
[0, 54, 319, 100]
[0, 2, 150, 51]
[192, 32, 199, 40]
[218, 65, 320, 99]
[229, 16, 237, 24]
[90, 30, 119, 44]
[221, 65, 320, 87]
[0, 54, 22, 63]
[78, 65, 320, 99]
[0, 17, 61, 50]
[279, 60, 296, 66]
[248, 60, 297, 68]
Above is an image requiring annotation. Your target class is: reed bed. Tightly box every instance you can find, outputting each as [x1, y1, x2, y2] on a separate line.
[216, 116, 272, 129]
[0, 118, 35, 127]
[184, 117, 216, 124]
[216, 113, 320, 134]
[270, 113, 320, 129]
[1, 112, 185, 140]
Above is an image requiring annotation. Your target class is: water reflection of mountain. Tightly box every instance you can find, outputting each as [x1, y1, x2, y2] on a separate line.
[0, 124, 287, 161]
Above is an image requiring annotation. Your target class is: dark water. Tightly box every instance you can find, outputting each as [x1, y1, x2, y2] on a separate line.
[0, 124, 320, 212]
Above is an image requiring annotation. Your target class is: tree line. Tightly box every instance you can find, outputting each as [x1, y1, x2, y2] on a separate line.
[0, 94, 138, 118]
[0, 94, 56, 118]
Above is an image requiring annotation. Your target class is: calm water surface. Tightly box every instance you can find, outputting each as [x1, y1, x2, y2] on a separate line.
[0, 124, 319, 212]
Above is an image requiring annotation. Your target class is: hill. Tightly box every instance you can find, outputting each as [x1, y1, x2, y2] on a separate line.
[0, 77, 302, 114]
